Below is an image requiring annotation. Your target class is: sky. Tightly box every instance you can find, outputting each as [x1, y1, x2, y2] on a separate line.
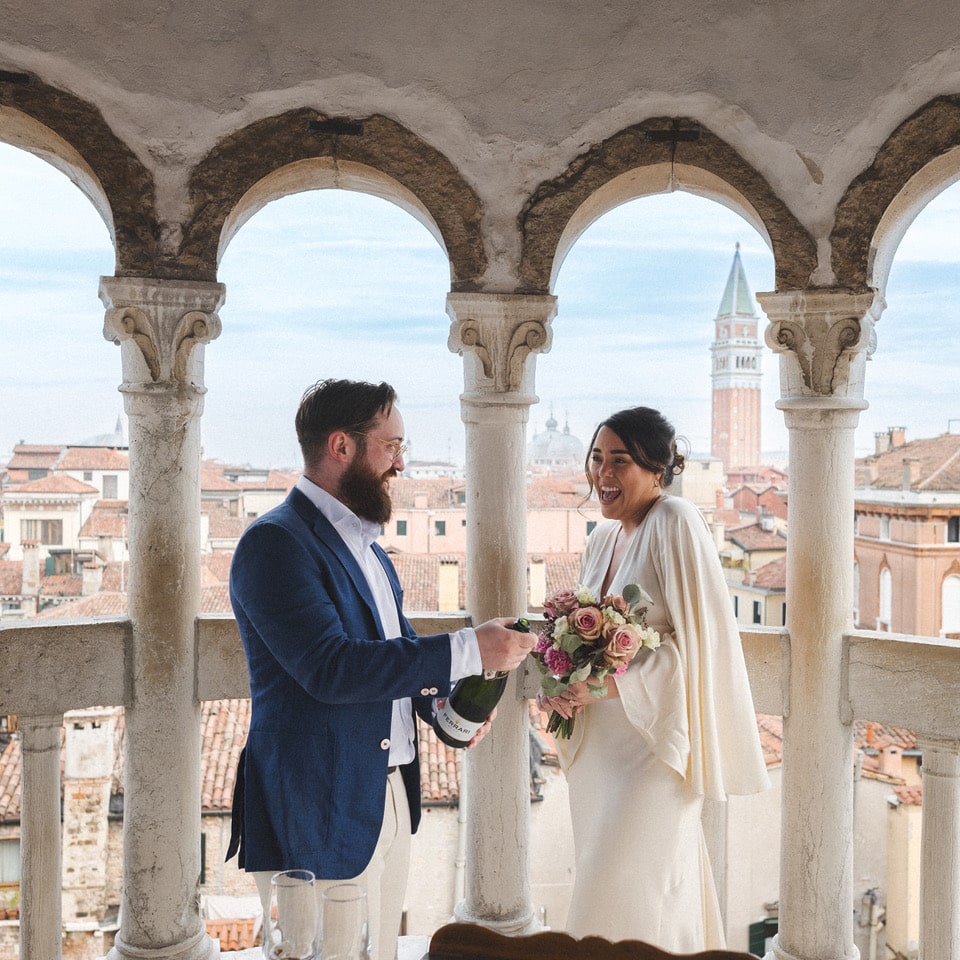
[1, 141, 958, 470]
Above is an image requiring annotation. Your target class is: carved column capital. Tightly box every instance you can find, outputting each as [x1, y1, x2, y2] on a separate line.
[99, 277, 225, 403]
[447, 293, 556, 402]
[757, 288, 883, 405]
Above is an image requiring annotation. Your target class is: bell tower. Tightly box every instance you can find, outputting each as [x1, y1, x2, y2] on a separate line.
[710, 244, 762, 472]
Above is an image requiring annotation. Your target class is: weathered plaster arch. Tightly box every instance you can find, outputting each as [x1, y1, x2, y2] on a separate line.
[0, 72, 157, 275]
[832, 94, 960, 293]
[519, 117, 817, 294]
[184, 110, 486, 289]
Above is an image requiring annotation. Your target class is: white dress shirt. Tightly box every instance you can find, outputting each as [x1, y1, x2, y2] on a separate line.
[296, 476, 481, 765]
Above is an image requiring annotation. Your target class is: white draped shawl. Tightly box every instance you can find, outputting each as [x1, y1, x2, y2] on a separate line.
[567, 496, 769, 800]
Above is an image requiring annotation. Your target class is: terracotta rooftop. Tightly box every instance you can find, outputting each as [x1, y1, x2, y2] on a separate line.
[857, 720, 916, 752]
[856, 432, 960, 492]
[526, 476, 592, 509]
[202, 553, 234, 584]
[5, 473, 99, 495]
[41, 574, 83, 597]
[57, 447, 129, 471]
[205, 918, 257, 952]
[200, 699, 250, 812]
[0, 561, 22, 595]
[200, 462, 243, 493]
[752, 716, 919, 783]
[893, 784, 923, 805]
[0, 697, 467, 822]
[101, 562, 129, 592]
[390, 477, 466, 510]
[203, 502, 249, 539]
[750, 556, 787, 590]
[726, 523, 787, 551]
[756, 714, 784, 769]
[32, 584, 232, 618]
[0, 735, 20, 822]
[79, 500, 129, 538]
[6, 444, 65, 468]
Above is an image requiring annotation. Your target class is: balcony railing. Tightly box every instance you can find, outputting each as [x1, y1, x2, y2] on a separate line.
[1, 615, 958, 960]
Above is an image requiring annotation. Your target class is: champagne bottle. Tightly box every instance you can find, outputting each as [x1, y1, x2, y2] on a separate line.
[433, 618, 531, 748]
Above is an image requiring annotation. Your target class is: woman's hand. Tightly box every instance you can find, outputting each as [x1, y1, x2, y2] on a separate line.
[537, 677, 618, 718]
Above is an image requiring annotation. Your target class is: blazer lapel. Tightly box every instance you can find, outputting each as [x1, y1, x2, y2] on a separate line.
[287, 487, 387, 637]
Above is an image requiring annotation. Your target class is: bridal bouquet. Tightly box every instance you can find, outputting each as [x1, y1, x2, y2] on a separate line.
[532, 583, 660, 739]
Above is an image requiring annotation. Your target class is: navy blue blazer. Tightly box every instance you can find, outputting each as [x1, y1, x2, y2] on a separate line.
[226, 487, 455, 878]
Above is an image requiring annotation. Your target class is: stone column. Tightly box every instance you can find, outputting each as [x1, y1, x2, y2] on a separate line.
[447, 292, 556, 934]
[916, 736, 960, 960]
[757, 288, 881, 960]
[19, 715, 63, 960]
[99, 276, 224, 960]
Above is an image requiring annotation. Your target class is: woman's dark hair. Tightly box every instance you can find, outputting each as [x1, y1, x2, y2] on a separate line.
[584, 406, 687, 494]
[295, 378, 397, 467]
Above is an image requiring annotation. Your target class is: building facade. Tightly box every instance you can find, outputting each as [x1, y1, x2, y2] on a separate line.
[854, 428, 960, 637]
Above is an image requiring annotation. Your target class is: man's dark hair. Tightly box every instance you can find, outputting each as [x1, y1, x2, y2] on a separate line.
[295, 378, 397, 468]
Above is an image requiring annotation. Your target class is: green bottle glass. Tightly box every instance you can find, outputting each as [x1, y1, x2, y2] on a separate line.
[433, 618, 531, 748]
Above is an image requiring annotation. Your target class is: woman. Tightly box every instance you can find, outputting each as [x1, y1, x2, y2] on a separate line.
[539, 407, 769, 950]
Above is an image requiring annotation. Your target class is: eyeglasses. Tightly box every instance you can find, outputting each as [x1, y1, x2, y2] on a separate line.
[350, 432, 408, 462]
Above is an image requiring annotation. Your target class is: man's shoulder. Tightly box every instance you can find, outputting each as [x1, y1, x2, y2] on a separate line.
[241, 490, 319, 541]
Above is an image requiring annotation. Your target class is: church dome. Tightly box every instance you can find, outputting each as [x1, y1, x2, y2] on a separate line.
[527, 414, 585, 470]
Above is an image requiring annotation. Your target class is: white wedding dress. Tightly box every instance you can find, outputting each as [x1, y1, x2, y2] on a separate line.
[556, 496, 769, 950]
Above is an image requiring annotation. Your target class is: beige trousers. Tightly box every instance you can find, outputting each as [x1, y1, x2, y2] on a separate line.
[255, 767, 412, 960]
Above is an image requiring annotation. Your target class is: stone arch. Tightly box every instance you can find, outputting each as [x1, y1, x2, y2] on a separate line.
[0, 71, 158, 276]
[832, 94, 960, 293]
[518, 117, 817, 294]
[183, 110, 486, 289]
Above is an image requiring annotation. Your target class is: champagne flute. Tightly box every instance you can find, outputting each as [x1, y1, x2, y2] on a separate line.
[320, 882, 370, 960]
[264, 869, 320, 960]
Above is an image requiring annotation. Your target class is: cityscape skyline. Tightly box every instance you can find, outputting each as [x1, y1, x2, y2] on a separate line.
[2, 141, 958, 471]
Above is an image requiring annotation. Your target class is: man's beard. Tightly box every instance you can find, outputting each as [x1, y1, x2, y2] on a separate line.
[338, 454, 396, 525]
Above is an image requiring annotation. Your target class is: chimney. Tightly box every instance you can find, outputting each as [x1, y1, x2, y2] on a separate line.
[438, 559, 460, 612]
[529, 556, 547, 609]
[889, 426, 906, 448]
[62, 707, 116, 923]
[82, 559, 104, 596]
[21, 540, 41, 596]
[902, 458, 920, 491]
[879, 745, 903, 780]
[875, 430, 891, 455]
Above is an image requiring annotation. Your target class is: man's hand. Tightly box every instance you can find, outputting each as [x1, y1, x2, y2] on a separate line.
[475, 618, 536, 673]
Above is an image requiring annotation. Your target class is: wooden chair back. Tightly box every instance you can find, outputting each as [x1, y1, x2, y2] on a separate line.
[428, 923, 758, 960]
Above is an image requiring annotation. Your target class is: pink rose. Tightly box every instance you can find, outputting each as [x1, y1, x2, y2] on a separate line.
[544, 589, 578, 619]
[570, 605, 603, 641]
[601, 593, 630, 616]
[603, 622, 642, 662]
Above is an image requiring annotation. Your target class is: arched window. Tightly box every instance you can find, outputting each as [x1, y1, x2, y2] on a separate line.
[942, 575, 960, 637]
[878, 567, 892, 631]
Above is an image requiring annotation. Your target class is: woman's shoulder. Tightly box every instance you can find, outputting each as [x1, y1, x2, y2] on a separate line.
[655, 494, 700, 519]
[651, 494, 709, 533]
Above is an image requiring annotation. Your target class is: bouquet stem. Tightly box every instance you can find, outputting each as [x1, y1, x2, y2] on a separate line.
[546, 710, 575, 740]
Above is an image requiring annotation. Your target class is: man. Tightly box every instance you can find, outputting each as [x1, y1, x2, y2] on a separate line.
[226, 378, 534, 960]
